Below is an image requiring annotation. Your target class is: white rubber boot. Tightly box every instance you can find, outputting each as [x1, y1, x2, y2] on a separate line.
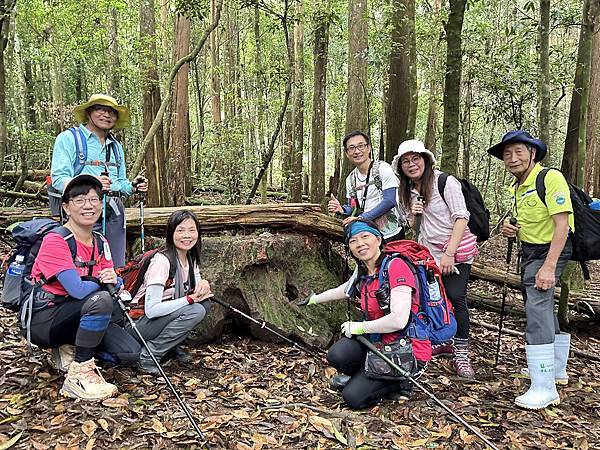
[515, 344, 560, 410]
[553, 333, 570, 385]
[520, 333, 570, 385]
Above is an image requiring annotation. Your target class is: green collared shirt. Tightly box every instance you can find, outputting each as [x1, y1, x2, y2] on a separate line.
[510, 164, 574, 244]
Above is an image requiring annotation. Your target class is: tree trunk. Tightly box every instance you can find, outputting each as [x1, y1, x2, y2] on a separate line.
[210, 0, 222, 126]
[289, 1, 305, 203]
[107, 7, 120, 95]
[424, 0, 443, 156]
[385, 0, 414, 164]
[440, 0, 467, 175]
[310, 0, 330, 203]
[538, 0, 550, 161]
[339, 0, 368, 199]
[585, 6, 600, 195]
[561, 0, 600, 186]
[140, 0, 168, 207]
[0, 0, 14, 178]
[167, 14, 192, 206]
[254, 5, 268, 204]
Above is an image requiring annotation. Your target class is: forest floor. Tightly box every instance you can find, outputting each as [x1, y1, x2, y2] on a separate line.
[1, 234, 600, 450]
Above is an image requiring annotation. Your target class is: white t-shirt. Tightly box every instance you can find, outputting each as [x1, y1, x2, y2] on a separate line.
[345, 160, 402, 238]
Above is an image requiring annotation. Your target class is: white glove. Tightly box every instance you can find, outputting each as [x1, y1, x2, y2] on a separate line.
[340, 321, 367, 339]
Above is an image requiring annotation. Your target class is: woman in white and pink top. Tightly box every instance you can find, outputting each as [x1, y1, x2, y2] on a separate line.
[127, 210, 212, 374]
[393, 139, 478, 379]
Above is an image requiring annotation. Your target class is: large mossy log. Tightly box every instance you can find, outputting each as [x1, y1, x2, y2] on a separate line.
[189, 232, 349, 349]
[0, 203, 344, 241]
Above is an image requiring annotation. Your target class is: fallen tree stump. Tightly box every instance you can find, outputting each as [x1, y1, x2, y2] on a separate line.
[0, 203, 345, 241]
[189, 232, 348, 349]
[0, 169, 47, 181]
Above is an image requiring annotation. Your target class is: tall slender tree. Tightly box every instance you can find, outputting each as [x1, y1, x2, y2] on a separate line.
[561, 0, 600, 185]
[289, 1, 304, 202]
[310, 0, 330, 202]
[385, 0, 415, 163]
[538, 0, 550, 158]
[440, 0, 467, 174]
[0, 0, 15, 178]
[140, 0, 167, 207]
[586, 23, 600, 196]
[339, 0, 368, 199]
[167, 13, 192, 205]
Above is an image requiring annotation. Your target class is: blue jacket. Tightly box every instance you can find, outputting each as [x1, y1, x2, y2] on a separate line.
[51, 124, 133, 195]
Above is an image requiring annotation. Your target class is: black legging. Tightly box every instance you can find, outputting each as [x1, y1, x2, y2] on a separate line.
[441, 263, 471, 340]
[327, 337, 404, 410]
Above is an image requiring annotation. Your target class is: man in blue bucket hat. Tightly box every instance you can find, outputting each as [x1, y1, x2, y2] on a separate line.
[488, 130, 574, 410]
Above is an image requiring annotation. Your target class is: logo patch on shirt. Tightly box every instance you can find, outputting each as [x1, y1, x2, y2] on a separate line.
[396, 277, 406, 283]
[554, 192, 566, 206]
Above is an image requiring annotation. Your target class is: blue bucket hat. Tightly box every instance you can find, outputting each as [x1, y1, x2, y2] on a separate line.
[487, 130, 547, 162]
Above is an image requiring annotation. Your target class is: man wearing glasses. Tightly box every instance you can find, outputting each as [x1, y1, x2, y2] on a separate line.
[50, 94, 148, 267]
[328, 131, 404, 242]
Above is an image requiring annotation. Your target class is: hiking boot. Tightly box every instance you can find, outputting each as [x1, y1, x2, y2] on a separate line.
[453, 338, 475, 379]
[329, 374, 351, 391]
[431, 341, 454, 358]
[170, 346, 193, 364]
[52, 345, 75, 372]
[60, 359, 118, 401]
[389, 380, 413, 401]
[138, 358, 161, 376]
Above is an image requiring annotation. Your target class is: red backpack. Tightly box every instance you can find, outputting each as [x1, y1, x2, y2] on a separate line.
[117, 248, 177, 319]
[349, 240, 457, 347]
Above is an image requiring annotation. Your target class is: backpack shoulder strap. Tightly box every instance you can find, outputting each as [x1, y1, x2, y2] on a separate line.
[372, 160, 382, 191]
[437, 172, 449, 204]
[106, 132, 122, 166]
[68, 127, 88, 176]
[51, 226, 77, 261]
[535, 168, 552, 206]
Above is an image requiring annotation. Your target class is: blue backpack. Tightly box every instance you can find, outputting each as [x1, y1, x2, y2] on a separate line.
[47, 127, 121, 216]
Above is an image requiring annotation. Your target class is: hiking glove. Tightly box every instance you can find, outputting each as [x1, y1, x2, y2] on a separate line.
[341, 321, 367, 338]
[298, 293, 317, 306]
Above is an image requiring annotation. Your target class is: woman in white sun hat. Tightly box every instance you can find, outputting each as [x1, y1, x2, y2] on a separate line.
[393, 139, 478, 379]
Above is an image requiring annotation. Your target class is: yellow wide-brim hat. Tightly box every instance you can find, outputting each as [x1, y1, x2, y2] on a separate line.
[73, 93, 131, 129]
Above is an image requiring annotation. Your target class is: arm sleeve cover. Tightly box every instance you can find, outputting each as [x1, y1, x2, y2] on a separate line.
[361, 285, 412, 334]
[144, 284, 189, 319]
[361, 187, 397, 221]
[56, 269, 101, 300]
[312, 280, 351, 304]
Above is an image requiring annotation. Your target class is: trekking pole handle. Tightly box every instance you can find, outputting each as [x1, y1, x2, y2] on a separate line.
[506, 217, 517, 264]
[132, 176, 147, 201]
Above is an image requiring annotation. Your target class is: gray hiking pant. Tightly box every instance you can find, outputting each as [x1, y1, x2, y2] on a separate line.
[520, 240, 572, 345]
[126, 301, 210, 363]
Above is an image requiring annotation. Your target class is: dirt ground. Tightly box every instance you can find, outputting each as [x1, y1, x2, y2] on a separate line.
[1, 232, 599, 449]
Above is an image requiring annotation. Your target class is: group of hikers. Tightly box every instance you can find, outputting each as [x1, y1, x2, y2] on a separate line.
[7, 94, 575, 415]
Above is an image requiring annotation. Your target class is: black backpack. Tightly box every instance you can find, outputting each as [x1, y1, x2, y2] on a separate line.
[535, 168, 600, 266]
[438, 173, 490, 242]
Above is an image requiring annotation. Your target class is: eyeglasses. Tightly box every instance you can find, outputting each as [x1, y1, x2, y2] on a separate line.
[400, 155, 423, 166]
[69, 196, 101, 207]
[90, 105, 118, 118]
[346, 142, 369, 152]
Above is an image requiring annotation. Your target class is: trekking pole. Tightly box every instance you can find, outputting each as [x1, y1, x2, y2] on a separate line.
[495, 217, 517, 365]
[356, 336, 499, 450]
[103, 284, 211, 448]
[414, 196, 424, 241]
[101, 168, 110, 236]
[209, 296, 326, 360]
[132, 176, 146, 254]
